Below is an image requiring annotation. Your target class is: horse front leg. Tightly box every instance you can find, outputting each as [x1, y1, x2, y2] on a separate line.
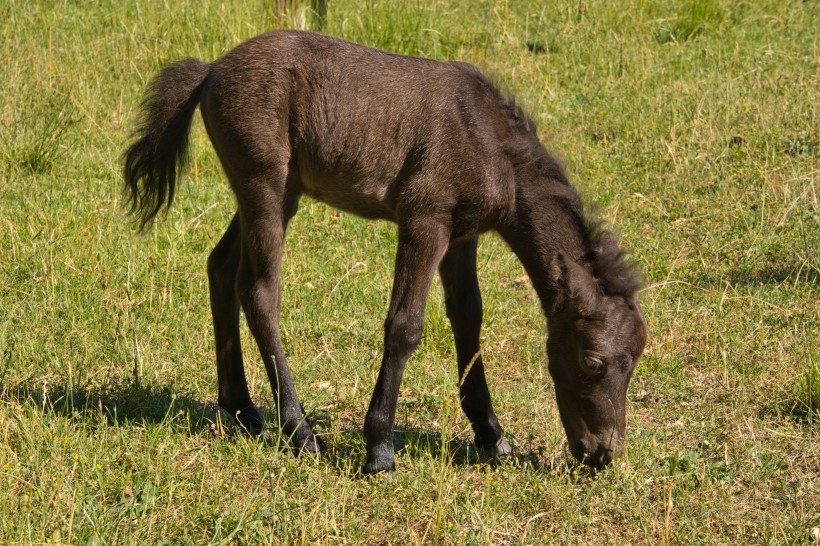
[438, 238, 511, 457]
[363, 216, 451, 474]
[207, 213, 264, 434]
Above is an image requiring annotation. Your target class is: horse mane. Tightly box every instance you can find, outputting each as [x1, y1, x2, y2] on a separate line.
[455, 63, 553, 171]
[486, 80, 552, 171]
[495, 88, 539, 139]
[493, 89, 643, 298]
[461, 64, 643, 298]
[583, 219, 644, 298]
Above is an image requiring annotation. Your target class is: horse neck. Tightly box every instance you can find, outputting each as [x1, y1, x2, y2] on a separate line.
[499, 170, 591, 317]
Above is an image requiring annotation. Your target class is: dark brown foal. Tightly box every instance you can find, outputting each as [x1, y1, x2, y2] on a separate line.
[124, 30, 645, 473]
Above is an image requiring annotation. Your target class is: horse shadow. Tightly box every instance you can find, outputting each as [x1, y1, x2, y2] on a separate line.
[1, 379, 223, 435]
[696, 259, 818, 288]
[311, 412, 566, 477]
[2, 378, 562, 475]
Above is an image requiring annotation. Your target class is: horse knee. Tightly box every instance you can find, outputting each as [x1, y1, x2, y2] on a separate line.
[383, 312, 424, 359]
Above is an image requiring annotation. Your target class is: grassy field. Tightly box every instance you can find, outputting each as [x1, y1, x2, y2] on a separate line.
[0, 0, 817, 543]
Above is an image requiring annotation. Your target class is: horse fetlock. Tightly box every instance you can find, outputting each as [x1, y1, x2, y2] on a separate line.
[293, 431, 326, 455]
[220, 400, 265, 435]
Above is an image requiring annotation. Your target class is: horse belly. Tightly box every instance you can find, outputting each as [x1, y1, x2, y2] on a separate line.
[295, 150, 399, 221]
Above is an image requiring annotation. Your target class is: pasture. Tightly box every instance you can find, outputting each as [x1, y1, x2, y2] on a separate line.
[0, 0, 817, 543]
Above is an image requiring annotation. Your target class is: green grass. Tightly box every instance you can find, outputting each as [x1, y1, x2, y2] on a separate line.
[1, 0, 817, 543]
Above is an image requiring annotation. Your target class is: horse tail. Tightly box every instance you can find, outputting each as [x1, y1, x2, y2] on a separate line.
[123, 58, 210, 229]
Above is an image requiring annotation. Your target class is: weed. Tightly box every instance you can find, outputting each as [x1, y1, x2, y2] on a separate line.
[654, 0, 727, 44]
[2, 92, 76, 175]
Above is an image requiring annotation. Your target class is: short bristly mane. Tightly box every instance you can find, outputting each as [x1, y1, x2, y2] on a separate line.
[583, 219, 644, 298]
[457, 64, 558, 175]
[478, 73, 643, 299]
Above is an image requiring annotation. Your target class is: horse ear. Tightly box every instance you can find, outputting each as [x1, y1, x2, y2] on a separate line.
[551, 251, 599, 315]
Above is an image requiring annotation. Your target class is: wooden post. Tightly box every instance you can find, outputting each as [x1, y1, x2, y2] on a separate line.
[312, 0, 328, 30]
[276, 0, 328, 30]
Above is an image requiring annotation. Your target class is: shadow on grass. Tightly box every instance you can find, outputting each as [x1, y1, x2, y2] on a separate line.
[1, 380, 572, 475]
[696, 260, 819, 288]
[733, 263, 818, 287]
[769, 396, 819, 425]
[394, 427, 548, 469]
[0, 379, 224, 435]
[762, 379, 819, 426]
[313, 415, 569, 478]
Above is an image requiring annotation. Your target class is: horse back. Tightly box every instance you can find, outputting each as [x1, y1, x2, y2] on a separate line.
[202, 30, 520, 236]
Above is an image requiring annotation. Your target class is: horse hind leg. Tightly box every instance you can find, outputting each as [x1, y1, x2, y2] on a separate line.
[438, 238, 511, 457]
[208, 213, 265, 434]
[232, 168, 323, 454]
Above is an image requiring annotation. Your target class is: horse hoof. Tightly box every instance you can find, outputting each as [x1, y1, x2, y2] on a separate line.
[222, 405, 265, 436]
[362, 456, 396, 476]
[494, 437, 513, 458]
[296, 434, 326, 456]
[476, 435, 513, 458]
[367, 469, 396, 482]
[363, 464, 396, 479]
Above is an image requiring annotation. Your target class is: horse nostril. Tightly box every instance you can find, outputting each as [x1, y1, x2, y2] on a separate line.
[584, 447, 613, 468]
[569, 441, 586, 462]
[570, 441, 615, 467]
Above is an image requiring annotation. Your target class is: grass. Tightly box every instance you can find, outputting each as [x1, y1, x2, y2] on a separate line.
[0, 0, 817, 543]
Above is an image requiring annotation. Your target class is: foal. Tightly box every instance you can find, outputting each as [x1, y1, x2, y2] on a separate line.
[124, 30, 646, 473]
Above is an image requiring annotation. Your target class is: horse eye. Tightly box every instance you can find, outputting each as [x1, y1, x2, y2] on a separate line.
[583, 355, 605, 373]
